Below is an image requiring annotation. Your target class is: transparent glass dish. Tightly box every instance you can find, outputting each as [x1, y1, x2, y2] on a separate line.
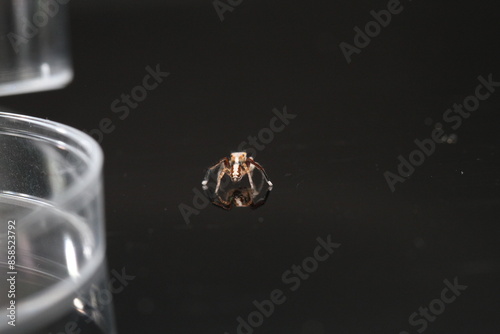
[0, 112, 116, 334]
[0, 0, 73, 96]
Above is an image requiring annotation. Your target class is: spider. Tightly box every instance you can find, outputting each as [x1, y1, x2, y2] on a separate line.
[201, 152, 273, 195]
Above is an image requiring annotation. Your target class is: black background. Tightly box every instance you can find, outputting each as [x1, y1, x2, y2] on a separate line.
[2, 0, 500, 333]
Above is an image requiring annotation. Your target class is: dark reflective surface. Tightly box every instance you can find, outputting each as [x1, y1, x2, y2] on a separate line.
[1, 1, 500, 333]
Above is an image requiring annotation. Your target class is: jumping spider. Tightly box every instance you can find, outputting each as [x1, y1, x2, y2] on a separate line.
[201, 152, 273, 196]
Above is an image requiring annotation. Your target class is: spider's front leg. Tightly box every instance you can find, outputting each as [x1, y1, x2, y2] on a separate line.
[247, 157, 273, 188]
[202, 157, 230, 190]
[215, 167, 230, 194]
[243, 163, 257, 195]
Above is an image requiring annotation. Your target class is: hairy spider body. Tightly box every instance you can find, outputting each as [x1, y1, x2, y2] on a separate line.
[202, 152, 273, 195]
[229, 152, 246, 182]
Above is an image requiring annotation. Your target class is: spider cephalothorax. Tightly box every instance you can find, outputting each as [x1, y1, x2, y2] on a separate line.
[228, 151, 248, 182]
[202, 152, 273, 195]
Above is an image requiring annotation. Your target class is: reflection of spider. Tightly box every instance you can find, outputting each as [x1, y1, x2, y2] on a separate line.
[209, 186, 272, 210]
[201, 152, 273, 194]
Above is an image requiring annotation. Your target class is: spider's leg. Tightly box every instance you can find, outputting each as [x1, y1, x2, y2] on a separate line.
[202, 161, 222, 187]
[202, 158, 230, 187]
[248, 163, 255, 175]
[247, 158, 273, 188]
[243, 163, 257, 195]
[249, 163, 266, 191]
[215, 168, 229, 194]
